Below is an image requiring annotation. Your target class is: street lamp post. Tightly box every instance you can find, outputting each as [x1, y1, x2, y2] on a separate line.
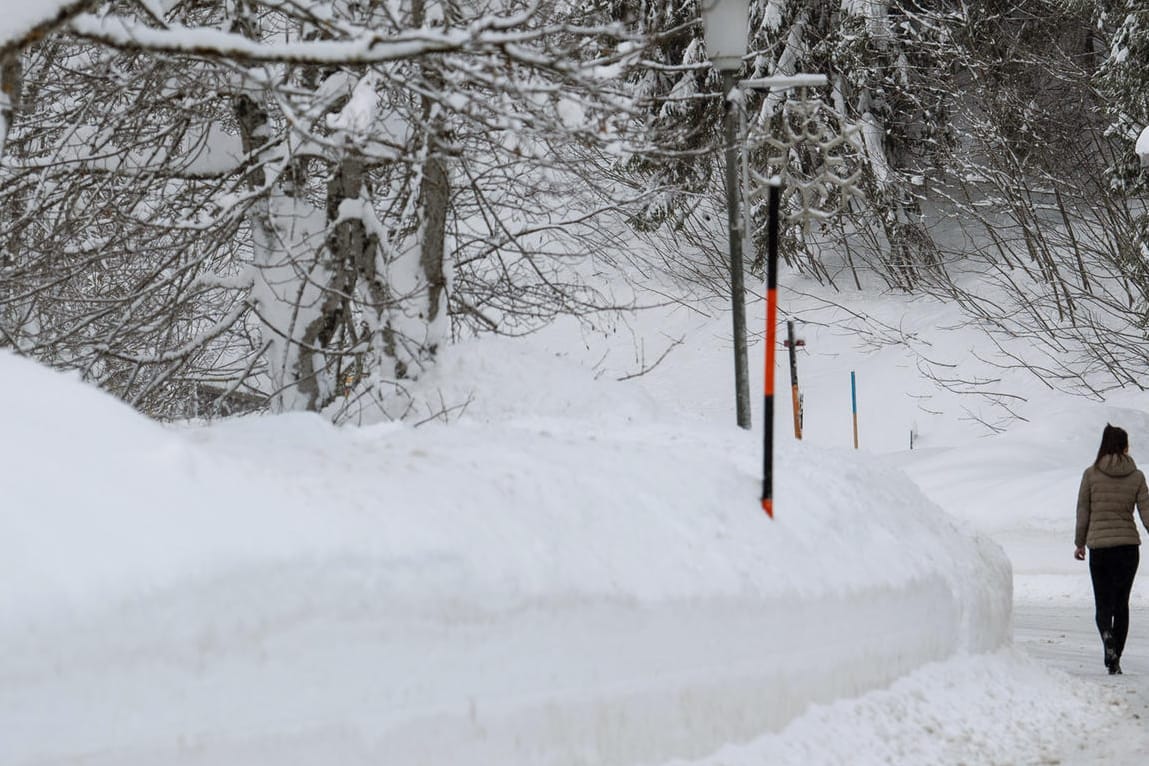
[700, 2, 828, 517]
[700, 0, 752, 430]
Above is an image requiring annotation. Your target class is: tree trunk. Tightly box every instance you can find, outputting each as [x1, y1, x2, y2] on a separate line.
[0, 53, 21, 159]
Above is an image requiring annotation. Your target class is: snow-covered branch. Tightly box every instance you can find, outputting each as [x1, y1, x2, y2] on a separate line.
[0, 0, 96, 58]
[66, 11, 636, 68]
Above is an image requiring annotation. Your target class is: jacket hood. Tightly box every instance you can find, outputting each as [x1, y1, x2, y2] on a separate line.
[1097, 453, 1138, 478]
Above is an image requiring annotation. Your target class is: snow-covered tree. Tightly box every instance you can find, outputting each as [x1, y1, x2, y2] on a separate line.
[616, 0, 966, 291]
[0, 0, 649, 420]
[1098, 0, 1149, 193]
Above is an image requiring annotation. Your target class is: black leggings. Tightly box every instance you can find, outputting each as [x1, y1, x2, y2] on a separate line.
[1090, 544, 1140, 657]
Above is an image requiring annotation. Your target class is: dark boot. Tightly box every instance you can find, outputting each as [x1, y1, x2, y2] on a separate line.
[1103, 630, 1118, 670]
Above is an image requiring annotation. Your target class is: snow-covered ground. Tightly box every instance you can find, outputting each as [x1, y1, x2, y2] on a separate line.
[4, 269, 1149, 764]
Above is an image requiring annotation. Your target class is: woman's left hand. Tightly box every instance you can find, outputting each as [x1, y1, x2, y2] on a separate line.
[1074, 546, 1086, 561]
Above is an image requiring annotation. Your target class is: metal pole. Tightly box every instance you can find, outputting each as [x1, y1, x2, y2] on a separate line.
[786, 320, 801, 439]
[722, 70, 750, 430]
[762, 183, 780, 518]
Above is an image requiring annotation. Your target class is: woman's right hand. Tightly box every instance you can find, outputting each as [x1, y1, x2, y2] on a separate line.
[1074, 546, 1086, 561]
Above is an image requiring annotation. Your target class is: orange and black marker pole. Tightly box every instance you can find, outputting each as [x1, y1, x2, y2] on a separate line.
[762, 184, 781, 518]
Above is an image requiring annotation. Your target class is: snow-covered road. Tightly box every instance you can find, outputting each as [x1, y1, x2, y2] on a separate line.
[1014, 605, 1149, 765]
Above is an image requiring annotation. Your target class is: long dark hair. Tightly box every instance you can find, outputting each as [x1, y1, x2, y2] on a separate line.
[1095, 424, 1129, 467]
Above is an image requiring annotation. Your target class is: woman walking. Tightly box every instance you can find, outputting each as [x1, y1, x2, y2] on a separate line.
[1075, 424, 1149, 675]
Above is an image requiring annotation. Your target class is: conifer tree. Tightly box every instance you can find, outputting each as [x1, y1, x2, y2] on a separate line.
[1098, 1, 1149, 194]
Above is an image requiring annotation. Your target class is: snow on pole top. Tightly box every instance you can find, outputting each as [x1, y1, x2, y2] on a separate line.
[739, 74, 829, 91]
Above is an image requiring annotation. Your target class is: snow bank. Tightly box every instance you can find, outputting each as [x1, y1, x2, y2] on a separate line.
[0, 349, 1010, 765]
[0, 355, 350, 624]
[667, 649, 1128, 766]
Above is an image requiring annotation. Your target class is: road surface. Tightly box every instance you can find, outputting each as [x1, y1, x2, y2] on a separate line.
[1015, 604, 1149, 764]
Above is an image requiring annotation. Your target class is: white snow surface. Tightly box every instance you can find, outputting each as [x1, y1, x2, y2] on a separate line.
[1137, 124, 1149, 164]
[0, 0, 83, 49]
[3, 269, 1147, 764]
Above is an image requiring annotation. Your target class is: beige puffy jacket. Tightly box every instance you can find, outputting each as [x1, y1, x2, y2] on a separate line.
[1075, 454, 1149, 549]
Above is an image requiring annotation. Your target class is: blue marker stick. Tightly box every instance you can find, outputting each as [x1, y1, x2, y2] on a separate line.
[851, 371, 859, 449]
